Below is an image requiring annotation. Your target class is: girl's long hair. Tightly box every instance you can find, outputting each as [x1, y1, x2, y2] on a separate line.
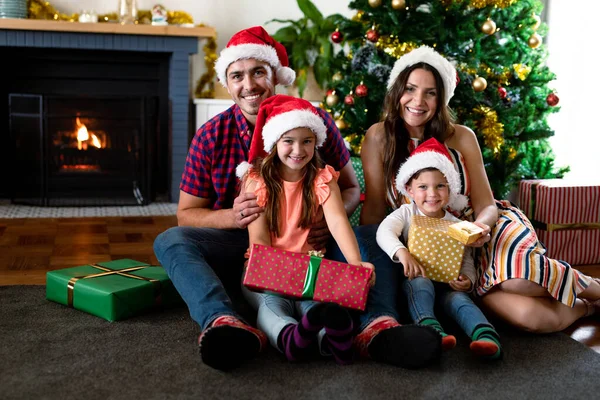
[253, 145, 324, 237]
[382, 62, 456, 208]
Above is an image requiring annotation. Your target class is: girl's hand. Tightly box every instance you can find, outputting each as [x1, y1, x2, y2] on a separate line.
[357, 261, 376, 287]
[467, 221, 492, 248]
[449, 274, 472, 292]
[395, 249, 426, 280]
[233, 192, 263, 229]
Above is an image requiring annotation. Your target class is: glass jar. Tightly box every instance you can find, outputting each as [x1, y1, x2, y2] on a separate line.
[118, 0, 138, 24]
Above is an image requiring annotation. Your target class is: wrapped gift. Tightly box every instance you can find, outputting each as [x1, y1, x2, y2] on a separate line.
[46, 259, 182, 322]
[447, 221, 484, 245]
[243, 244, 372, 311]
[349, 156, 365, 227]
[408, 215, 465, 283]
[519, 179, 600, 265]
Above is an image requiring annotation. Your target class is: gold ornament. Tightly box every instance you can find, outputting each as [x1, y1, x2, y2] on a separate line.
[474, 106, 504, 154]
[326, 92, 339, 107]
[391, 0, 406, 9]
[472, 77, 487, 92]
[532, 14, 541, 30]
[335, 118, 348, 131]
[368, 0, 383, 8]
[481, 19, 496, 35]
[352, 10, 365, 21]
[528, 33, 542, 49]
[195, 33, 217, 98]
[332, 72, 343, 82]
[513, 64, 531, 81]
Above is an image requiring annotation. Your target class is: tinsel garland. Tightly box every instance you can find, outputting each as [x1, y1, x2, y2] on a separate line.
[513, 63, 531, 81]
[343, 133, 365, 155]
[375, 36, 418, 59]
[474, 106, 504, 154]
[441, 0, 518, 8]
[195, 31, 217, 99]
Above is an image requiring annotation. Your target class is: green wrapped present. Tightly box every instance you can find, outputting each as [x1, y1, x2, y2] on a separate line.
[350, 156, 365, 227]
[46, 259, 182, 322]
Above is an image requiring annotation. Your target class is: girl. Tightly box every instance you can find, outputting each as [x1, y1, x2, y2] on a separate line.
[237, 94, 375, 364]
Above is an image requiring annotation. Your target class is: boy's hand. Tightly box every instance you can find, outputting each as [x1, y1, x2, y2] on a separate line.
[449, 274, 472, 292]
[357, 261, 376, 287]
[395, 248, 426, 280]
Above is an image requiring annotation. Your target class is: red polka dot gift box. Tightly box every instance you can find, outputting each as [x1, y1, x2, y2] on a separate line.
[243, 244, 373, 311]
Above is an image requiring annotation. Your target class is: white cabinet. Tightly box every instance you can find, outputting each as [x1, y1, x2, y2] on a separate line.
[194, 98, 234, 130]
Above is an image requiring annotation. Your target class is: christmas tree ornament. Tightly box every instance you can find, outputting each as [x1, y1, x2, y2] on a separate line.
[335, 117, 348, 130]
[353, 10, 365, 21]
[331, 29, 344, 44]
[344, 93, 355, 106]
[326, 91, 339, 107]
[472, 76, 487, 92]
[481, 18, 496, 35]
[527, 33, 542, 49]
[332, 72, 343, 82]
[366, 27, 380, 43]
[546, 93, 559, 106]
[498, 86, 507, 99]
[391, 0, 406, 10]
[368, 0, 382, 8]
[355, 82, 369, 97]
[532, 14, 541, 30]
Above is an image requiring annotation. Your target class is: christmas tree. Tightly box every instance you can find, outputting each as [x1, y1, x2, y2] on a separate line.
[323, 0, 568, 198]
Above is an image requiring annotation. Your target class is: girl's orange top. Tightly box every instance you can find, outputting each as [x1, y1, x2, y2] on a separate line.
[250, 164, 339, 253]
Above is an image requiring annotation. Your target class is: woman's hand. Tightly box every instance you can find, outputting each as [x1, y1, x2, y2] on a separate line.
[449, 274, 472, 292]
[467, 221, 492, 248]
[395, 248, 426, 279]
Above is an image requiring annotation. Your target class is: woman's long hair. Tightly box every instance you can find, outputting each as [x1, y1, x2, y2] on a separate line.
[253, 144, 324, 237]
[382, 62, 456, 208]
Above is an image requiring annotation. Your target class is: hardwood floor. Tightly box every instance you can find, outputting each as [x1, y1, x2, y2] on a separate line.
[1, 216, 599, 353]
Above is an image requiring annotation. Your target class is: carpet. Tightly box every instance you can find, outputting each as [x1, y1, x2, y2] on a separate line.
[0, 200, 177, 218]
[2, 286, 600, 400]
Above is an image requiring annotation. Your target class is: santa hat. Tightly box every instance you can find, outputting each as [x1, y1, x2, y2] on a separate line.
[215, 26, 296, 87]
[395, 138, 468, 211]
[387, 46, 457, 104]
[236, 94, 327, 178]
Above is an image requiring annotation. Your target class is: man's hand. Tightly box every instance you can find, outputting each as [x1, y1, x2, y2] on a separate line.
[307, 214, 331, 251]
[449, 274, 472, 292]
[233, 192, 263, 229]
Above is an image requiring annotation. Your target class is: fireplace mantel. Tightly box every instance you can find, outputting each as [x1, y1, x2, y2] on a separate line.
[0, 18, 215, 38]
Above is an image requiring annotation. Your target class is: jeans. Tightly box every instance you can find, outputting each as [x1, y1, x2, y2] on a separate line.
[402, 277, 493, 337]
[327, 224, 401, 331]
[241, 286, 320, 351]
[153, 226, 250, 330]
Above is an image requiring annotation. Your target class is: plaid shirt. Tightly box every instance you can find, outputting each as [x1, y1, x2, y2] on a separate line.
[180, 104, 350, 210]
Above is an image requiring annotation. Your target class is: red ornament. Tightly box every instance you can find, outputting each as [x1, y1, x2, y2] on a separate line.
[326, 89, 334, 96]
[355, 83, 368, 97]
[344, 94, 355, 106]
[455, 72, 461, 86]
[498, 86, 507, 99]
[366, 29, 380, 43]
[331, 30, 343, 44]
[546, 93, 559, 107]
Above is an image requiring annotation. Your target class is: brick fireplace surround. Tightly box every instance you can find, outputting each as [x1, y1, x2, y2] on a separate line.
[0, 19, 215, 203]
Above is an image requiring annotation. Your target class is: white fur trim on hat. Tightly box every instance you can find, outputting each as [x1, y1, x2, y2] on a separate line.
[236, 161, 251, 179]
[387, 46, 457, 104]
[395, 151, 468, 211]
[262, 109, 327, 152]
[215, 43, 296, 87]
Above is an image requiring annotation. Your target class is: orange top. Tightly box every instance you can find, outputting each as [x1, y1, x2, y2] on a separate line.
[251, 165, 339, 253]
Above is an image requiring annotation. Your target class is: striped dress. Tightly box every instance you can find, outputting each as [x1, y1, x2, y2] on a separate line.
[446, 147, 592, 307]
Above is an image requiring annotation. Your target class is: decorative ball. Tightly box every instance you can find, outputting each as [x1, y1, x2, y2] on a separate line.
[528, 33, 542, 49]
[326, 92, 339, 107]
[332, 72, 343, 82]
[355, 83, 368, 97]
[331, 30, 343, 44]
[391, 0, 406, 10]
[344, 94, 355, 106]
[546, 93, 559, 107]
[335, 118, 348, 131]
[472, 77, 487, 92]
[498, 86, 507, 99]
[368, 0, 382, 8]
[481, 19, 496, 35]
[532, 14, 541, 30]
[366, 28, 380, 43]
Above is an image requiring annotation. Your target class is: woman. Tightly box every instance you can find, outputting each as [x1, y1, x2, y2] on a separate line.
[361, 45, 600, 333]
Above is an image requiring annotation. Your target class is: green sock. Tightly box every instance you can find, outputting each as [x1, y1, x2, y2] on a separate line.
[471, 325, 502, 360]
[420, 318, 447, 336]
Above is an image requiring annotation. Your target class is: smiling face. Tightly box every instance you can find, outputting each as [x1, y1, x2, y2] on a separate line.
[225, 58, 276, 125]
[406, 168, 449, 218]
[399, 68, 439, 138]
[275, 127, 316, 181]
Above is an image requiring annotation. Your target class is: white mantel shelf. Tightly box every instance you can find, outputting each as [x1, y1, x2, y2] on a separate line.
[0, 18, 215, 38]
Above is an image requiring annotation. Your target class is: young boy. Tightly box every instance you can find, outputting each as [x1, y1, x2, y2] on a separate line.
[376, 138, 502, 360]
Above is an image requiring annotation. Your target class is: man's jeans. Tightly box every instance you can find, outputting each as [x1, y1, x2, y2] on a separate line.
[402, 277, 493, 337]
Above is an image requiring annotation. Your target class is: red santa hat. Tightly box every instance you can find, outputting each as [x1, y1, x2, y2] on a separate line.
[236, 94, 327, 178]
[387, 45, 457, 105]
[395, 138, 468, 211]
[215, 26, 296, 87]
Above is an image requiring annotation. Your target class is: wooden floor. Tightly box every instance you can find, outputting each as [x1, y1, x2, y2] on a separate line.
[1, 216, 599, 353]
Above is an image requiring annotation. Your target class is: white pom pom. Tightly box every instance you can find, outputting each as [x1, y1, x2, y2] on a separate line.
[448, 194, 469, 212]
[276, 67, 296, 86]
[236, 162, 250, 179]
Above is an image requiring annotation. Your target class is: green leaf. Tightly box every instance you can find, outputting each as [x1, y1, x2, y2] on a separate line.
[271, 26, 299, 43]
[313, 56, 329, 88]
[295, 68, 308, 98]
[298, 0, 323, 25]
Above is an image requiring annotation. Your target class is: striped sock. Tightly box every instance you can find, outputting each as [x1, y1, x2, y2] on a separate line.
[420, 317, 456, 351]
[321, 304, 354, 365]
[277, 303, 325, 362]
[470, 325, 502, 360]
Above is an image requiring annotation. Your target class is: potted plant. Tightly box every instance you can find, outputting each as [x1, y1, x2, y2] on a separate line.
[267, 0, 346, 99]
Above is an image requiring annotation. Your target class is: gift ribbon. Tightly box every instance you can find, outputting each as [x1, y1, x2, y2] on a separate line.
[67, 264, 162, 307]
[301, 255, 323, 299]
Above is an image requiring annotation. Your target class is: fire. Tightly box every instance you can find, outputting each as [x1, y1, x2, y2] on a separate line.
[75, 117, 103, 150]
